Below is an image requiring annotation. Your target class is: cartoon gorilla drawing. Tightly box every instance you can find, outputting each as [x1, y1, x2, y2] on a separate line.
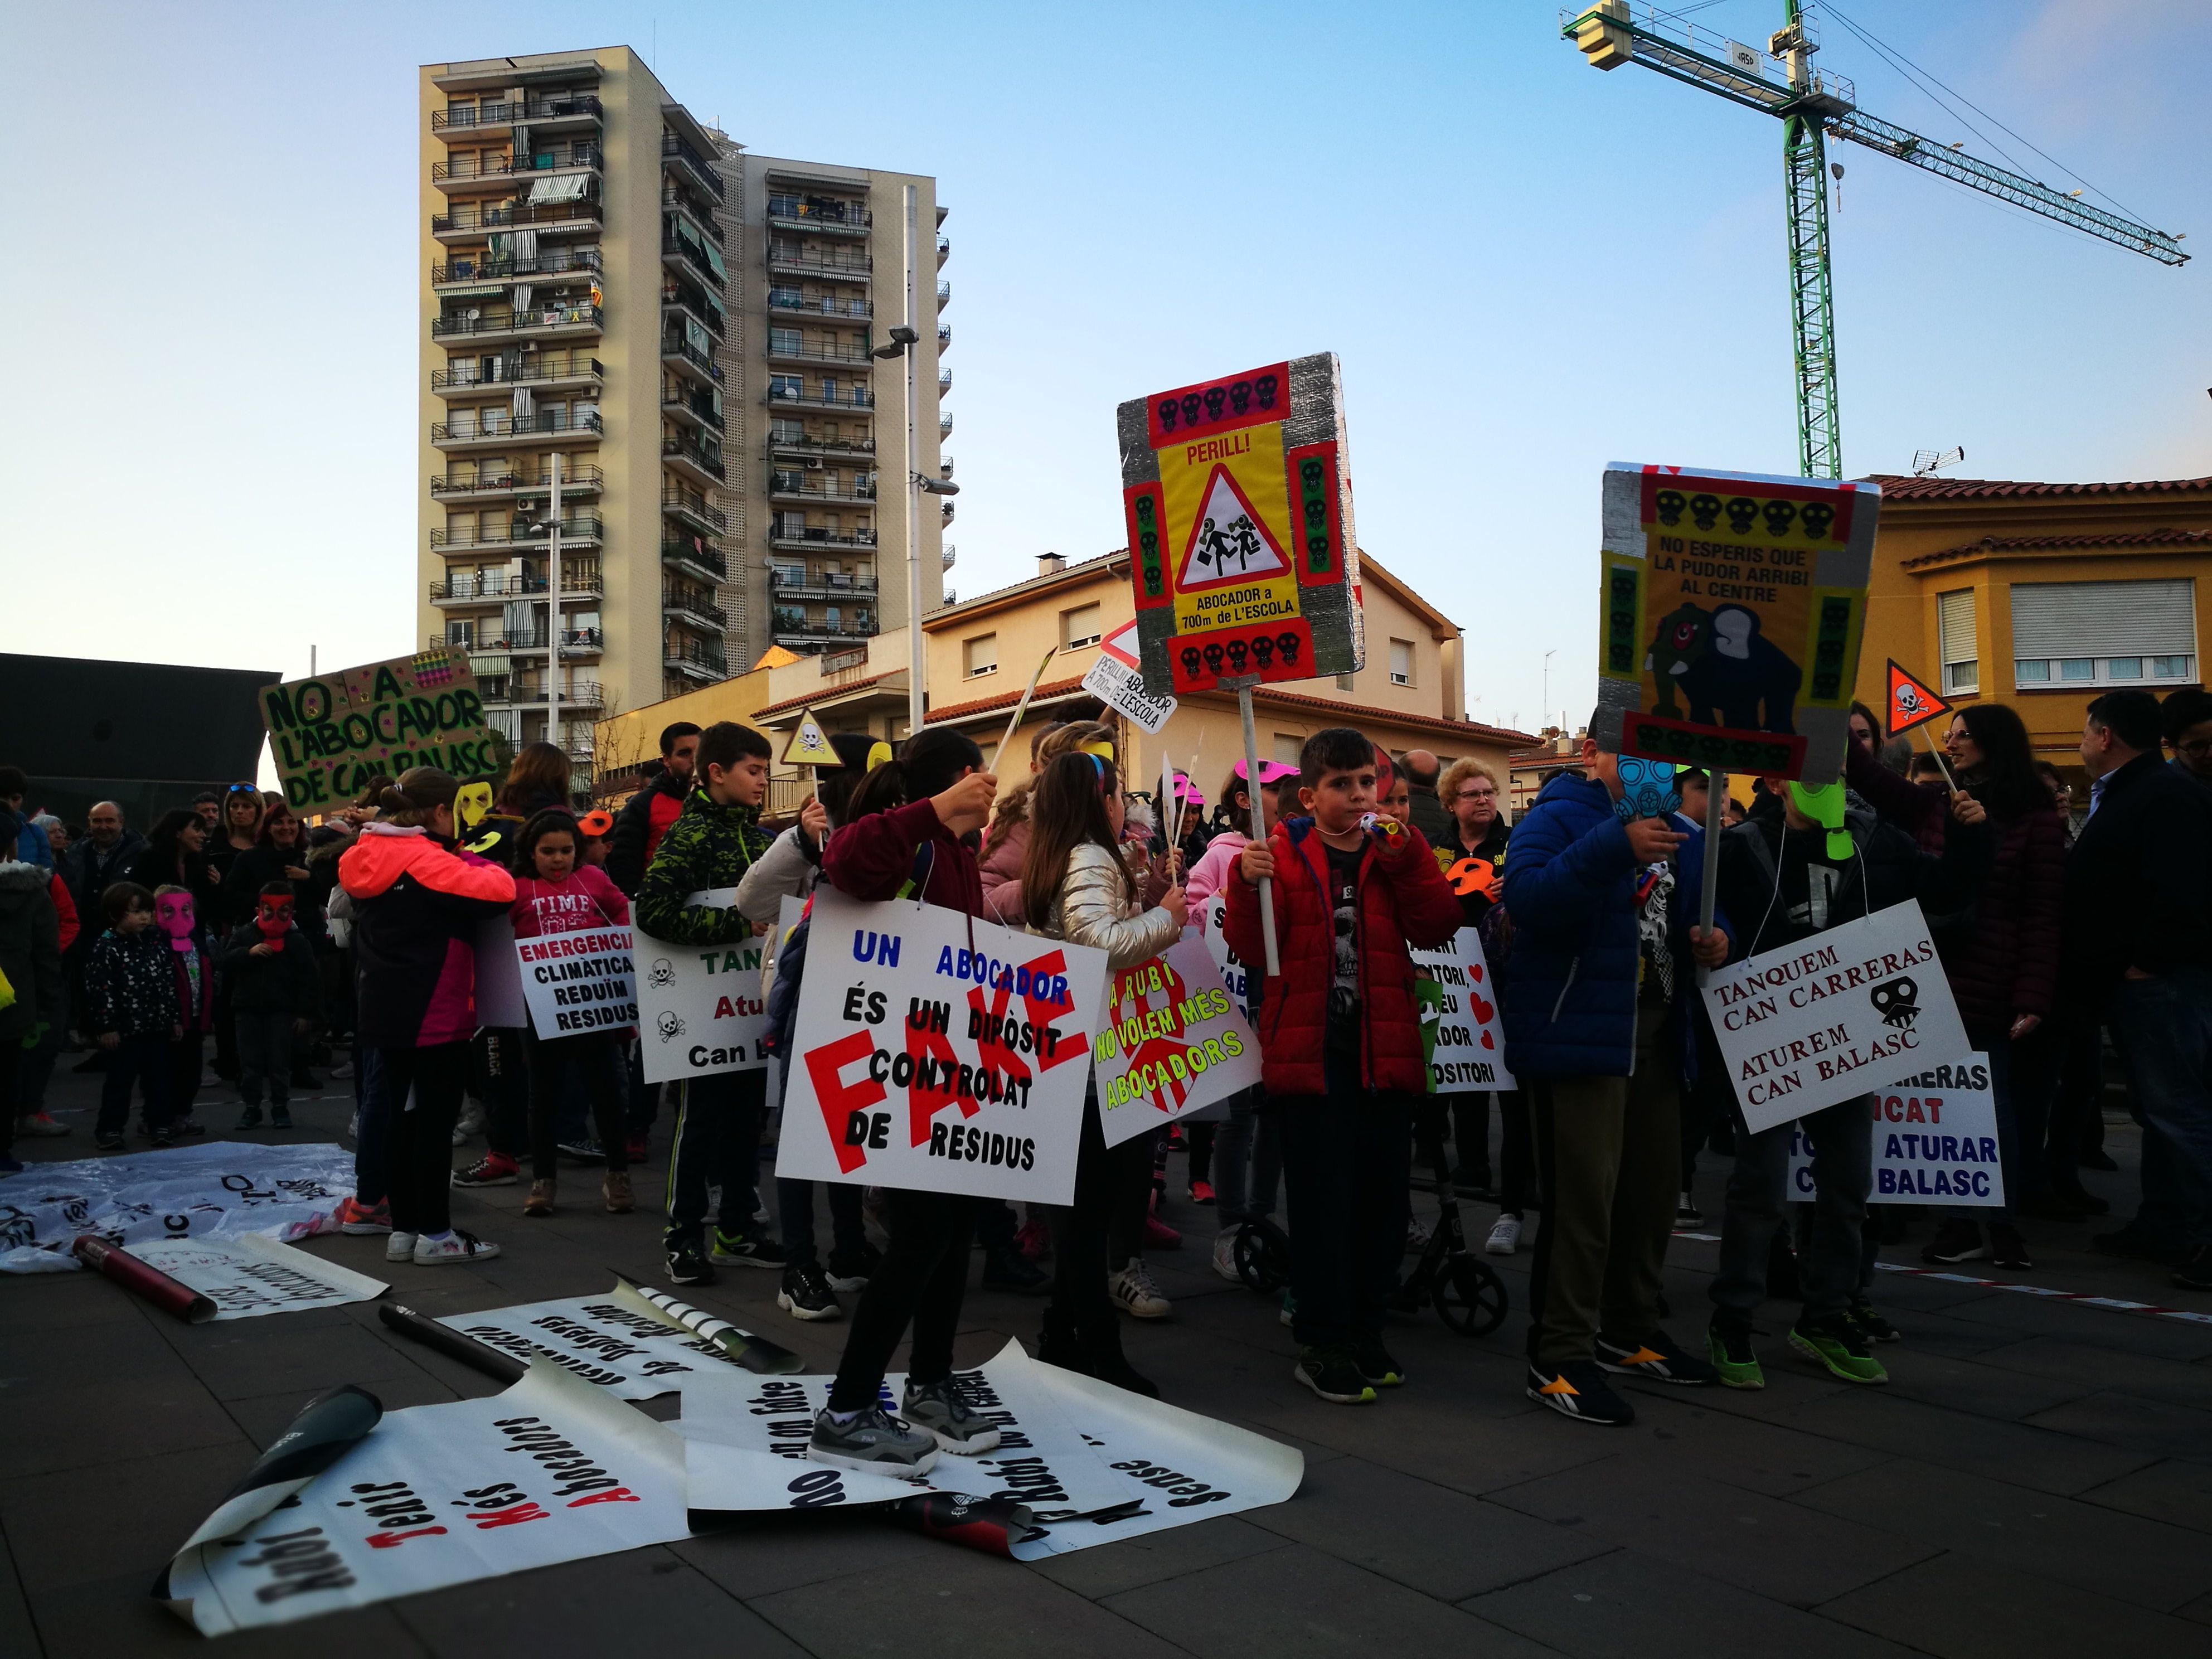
[1643, 603, 1711, 718]
[1680, 604, 1802, 734]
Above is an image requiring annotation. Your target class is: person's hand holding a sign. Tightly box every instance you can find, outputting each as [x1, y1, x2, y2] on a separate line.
[931, 769, 998, 837]
[1622, 816, 1684, 865]
[797, 793, 830, 852]
[1159, 884, 1189, 929]
[1236, 840, 1275, 885]
[1689, 923, 1730, 969]
[1947, 791, 1987, 827]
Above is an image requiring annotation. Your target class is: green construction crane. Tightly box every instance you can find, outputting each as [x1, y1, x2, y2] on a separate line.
[1564, 1, 2187, 479]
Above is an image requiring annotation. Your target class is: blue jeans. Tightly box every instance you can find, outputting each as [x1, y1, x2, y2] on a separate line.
[2108, 968, 2212, 1249]
[1212, 1084, 1282, 1225]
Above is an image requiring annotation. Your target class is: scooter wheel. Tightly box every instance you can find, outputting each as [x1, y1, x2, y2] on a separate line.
[1434, 1254, 1508, 1337]
[1233, 1220, 1290, 1295]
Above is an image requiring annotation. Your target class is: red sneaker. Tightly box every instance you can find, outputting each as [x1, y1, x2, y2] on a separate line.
[1013, 1218, 1051, 1262]
[1188, 1180, 1217, 1206]
[334, 1196, 391, 1235]
[452, 1152, 520, 1188]
[625, 1134, 649, 1165]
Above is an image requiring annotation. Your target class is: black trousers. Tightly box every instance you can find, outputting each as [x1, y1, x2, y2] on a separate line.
[828, 1188, 975, 1410]
[663, 1067, 767, 1246]
[1108, 1127, 1158, 1269]
[1051, 1099, 1156, 1338]
[523, 1030, 629, 1180]
[374, 1042, 469, 1235]
[1278, 1058, 1413, 1348]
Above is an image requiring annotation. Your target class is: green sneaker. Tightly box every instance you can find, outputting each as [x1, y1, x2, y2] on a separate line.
[1788, 1316, 1889, 1384]
[1707, 1323, 1765, 1390]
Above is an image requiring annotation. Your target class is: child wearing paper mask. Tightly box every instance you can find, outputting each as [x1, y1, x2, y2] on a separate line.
[85, 882, 178, 1149]
[154, 885, 217, 1137]
[1694, 776, 1990, 1389]
[219, 881, 323, 1131]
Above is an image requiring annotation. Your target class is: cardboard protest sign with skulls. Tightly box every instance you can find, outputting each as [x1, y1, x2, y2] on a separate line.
[631, 889, 775, 1084]
[1118, 355, 1362, 696]
[1592, 464, 1879, 784]
[1699, 900, 1973, 1134]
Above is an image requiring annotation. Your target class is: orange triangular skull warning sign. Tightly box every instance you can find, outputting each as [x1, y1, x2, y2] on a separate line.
[1885, 660, 1951, 738]
[1176, 465, 1288, 589]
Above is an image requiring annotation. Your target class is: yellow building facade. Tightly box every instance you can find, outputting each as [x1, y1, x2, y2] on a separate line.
[1853, 473, 2210, 775]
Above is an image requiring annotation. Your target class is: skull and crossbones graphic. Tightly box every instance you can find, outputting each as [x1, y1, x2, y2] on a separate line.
[657, 1010, 686, 1043]
[1867, 976, 1920, 1030]
[647, 958, 676, 990]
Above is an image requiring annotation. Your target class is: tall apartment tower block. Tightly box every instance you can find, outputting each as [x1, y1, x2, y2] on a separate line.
[418, 47, 948, 764]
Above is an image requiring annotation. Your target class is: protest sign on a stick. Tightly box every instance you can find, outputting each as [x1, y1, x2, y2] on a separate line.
[260, 647, 498, 811]
[1093, 933, 1260, 1148]
[1699, 900, 1974, 1134]
[1081, 619, 1177, 735]
[774, 887, 1108, 1205]
[1787, 1055, 2006, 1208]
[1408, 928, 1516, 1093]
[632, 889, 774, 1084]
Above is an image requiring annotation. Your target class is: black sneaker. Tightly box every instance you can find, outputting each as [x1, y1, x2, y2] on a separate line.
[980, 1245, 1049, 1294]
[2171, 1244, 2212, 1292]
[234, 1105, 264, 1131]
[1675, 1196, 1705, 1225]
[556, 1138, 605, 1164]
[711, 1228, 787, 1269]
[1596, 1328, 1717, 1385]
[1845, 1298, 1901, 1344]
[1526, 1359, 1634, 1425]
[1350, 1336, 1405, 1388]
[270, 1104, 293, 1130]
[1923, 1219, 1986, 1265]
[1987, 1224, 2032, 1270]
[1295, 1345, 1376, 1405]
[665, 1237, 715, 1286]
[94, 1131, 125, 1152]
[777, 1259, 842, 1322]
[826, 1243, 880, 1293]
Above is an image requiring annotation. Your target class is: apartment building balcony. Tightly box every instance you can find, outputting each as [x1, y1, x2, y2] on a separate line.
[766, 386, 875, 414]
[662, 192, 724, 246]
[661, 488, 726, 535]
[432, 249, 601, 288]
[940, 499, 955, 526]
[661, 388, 724, 433]
[662, 296, 727, 348]
[433, 357, 604, 399]
[772, 618, 879, 650]
[938, 411, 953, 438]
[767, 248, 871, 284]
[661, 333, 722, 390]
[937, 324, 950, 352]
[430, 464, 604, 501]
[483, 678, 604, 712]
[431, 409, 604, 450]
[661, 133, 726, 201]
[433, 144, 600, 194]
[660, 236, 724, 292]
[770, 568, 879, 602]
[662, 589, 727, 631]
[766, 202, 869, 239]
[661, 539, 727, 583]
[766, 339, 874, 370]
[662, 436, 725, 489]
[936, 233, 950, 268]
[936, 279, 950, 312]
[429, 569, 604, 604]
[431, 304, 603, 347]
[938, 367, 952, 394]
[431, 196, 601, 242]
[432, 93, 602, 135]
[430, 516, 602, 552]
[769, 292, 871, 326]
[770, 527, 878, 554]
[769, 432, 876, 460]
[769, 475, 876, 507]
[665, 638, 729, 681]
[942, 543, 957, 571]
[436, 627, 604, 656]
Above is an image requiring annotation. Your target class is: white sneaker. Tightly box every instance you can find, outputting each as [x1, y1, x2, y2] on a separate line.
[414, 1229, 502, 1265]
[1109, 1260, 1172, 1318]
[452, 1099, 487, 1146]
[1211, 1229, 1241, 1284]
[1485, 1214, 1522, 1256]
[386, 1231, 420, 1263]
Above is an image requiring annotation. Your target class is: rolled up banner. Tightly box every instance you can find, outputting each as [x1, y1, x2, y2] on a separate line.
[377, 1302, 528, 1386]
[610, 1272, 804, 1375]
[887, 1491, 1044, 1558]
[74, 1233, 217, 1323]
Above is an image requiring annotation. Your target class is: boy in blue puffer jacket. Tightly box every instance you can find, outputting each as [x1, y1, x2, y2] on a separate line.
[1501, 729, 1730, 1426]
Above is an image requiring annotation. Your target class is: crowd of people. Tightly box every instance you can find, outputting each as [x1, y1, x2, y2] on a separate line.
[0, 678, 2205, 1463]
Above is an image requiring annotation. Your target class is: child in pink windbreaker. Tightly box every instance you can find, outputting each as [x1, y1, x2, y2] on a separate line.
[510, 809, 633, 1218]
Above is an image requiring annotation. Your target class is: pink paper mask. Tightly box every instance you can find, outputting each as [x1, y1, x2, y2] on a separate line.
[157, 892, 196, 949]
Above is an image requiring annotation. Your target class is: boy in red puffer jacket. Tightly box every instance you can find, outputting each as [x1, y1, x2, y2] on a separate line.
[1224, 727, 1462, 1405]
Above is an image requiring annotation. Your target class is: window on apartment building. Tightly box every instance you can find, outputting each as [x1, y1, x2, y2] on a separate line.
[769, 375, 802, 400]
[770, 419, 807, 444]
[965, 633, 998, 678]
[1061, 604, 1103, 651]
[770, 327, 803, 356]
[2010, 578, 2197, 689]
[769, 287, 803, 310]
[821, 379, 837, 402]
[1335, 673, 1355, 691]
[1388, 638, 1414, 687]
[1274, 734, 1303, 765]
[1936, 589, 1978, 695]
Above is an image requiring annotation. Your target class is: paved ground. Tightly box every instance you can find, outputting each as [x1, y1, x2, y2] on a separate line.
[3, 1057, 2209, 1659]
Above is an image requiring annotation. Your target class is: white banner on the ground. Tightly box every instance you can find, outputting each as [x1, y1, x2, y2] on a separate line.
[515, 926, 637, 1040]
[633, 887, 775, 1084]
[774, 887, 1109, 1204]
[1700, 900, 1973, 1134]
[1093, 932, 1260, 1148]
[1409, 926, 1517, 1093]
[1786, 1054, 2006, 1208]
[438, 1287, 767, 1400]
[127, 1234, 386, 1320]
[0, 1142, 356, 1274]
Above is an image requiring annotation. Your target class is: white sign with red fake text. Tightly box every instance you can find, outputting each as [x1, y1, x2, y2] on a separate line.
[773, 887, 1108, 1204]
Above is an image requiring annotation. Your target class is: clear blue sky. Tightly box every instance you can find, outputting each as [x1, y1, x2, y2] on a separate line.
[5, 0, 2205, 736]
